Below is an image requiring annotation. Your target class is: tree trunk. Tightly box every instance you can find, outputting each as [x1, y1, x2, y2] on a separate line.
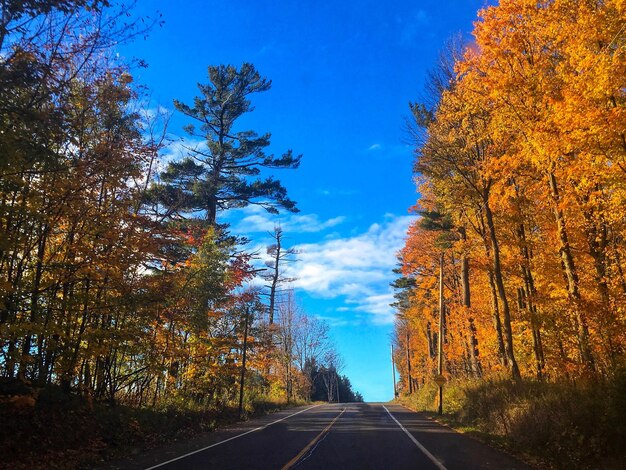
[484, 199, 520, 380]
[583, 211, 617, 366]
[477, 210, 508, 367]
[18, 223, 49, 381]
[459, 226, 482, 377]
[487, 270, 507, 367]
[238, 307, 250, 419]
[268, 231, 281, 325]
[516, 223, 545, 379]
[611, 236, 626, 295]
[405, 328, 413, 393]
[548, 171, 594, 370]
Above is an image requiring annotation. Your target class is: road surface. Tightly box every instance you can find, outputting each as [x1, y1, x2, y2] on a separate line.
[113, 403, 532, 469]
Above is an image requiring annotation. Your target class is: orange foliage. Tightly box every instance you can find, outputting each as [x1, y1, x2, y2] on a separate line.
[395, 0, 626, 388]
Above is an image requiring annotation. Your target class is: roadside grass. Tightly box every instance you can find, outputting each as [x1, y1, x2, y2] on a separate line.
[0, 386, 306, 469]
[396, 371, 626, 469]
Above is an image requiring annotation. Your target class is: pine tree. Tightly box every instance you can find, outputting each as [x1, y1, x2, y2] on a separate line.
[155, 63, 301, 226]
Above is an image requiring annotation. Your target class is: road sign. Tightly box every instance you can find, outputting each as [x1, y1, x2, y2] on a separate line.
[434, 374, 446, 387]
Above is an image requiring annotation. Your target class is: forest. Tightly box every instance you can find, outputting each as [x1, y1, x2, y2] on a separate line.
[3, 0, 626, 467]
[0, 1, 361, 466]
[393, 0, 626, 467]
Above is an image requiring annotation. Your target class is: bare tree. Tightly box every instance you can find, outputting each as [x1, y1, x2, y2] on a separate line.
[293, 311, 330, 396]
[262, 225, 298, 324]
[275, 289, 333, 401]
[276, 290, 298, 402]
[320, 349, 344, 403]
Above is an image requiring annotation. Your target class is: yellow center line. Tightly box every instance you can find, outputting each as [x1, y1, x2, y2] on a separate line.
[281, 407, 346, 469]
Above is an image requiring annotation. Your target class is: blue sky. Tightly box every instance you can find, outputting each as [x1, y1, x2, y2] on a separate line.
[122, 0, 487, 402]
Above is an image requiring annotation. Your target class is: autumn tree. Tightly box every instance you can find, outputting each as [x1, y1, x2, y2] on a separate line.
[398, 0, 626, 388]
[412, 70, 522, 379]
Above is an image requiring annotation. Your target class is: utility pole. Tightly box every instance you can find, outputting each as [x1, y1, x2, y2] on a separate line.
[238, 306, 250, 420]
[391, 344, 398, 398]
[437, 252, 445, 415]
[406, 328, 413, 394]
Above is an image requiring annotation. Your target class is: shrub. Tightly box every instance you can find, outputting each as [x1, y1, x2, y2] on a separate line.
[400, 372, 626, 469]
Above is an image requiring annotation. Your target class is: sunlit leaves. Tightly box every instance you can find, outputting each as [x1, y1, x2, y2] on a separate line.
[397, 0, 626, 386]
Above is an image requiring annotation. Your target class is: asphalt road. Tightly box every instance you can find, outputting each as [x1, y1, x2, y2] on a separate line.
[115, 403, 532, 470]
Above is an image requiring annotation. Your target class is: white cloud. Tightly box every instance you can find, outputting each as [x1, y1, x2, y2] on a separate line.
[313, 314, 354, 328]
[150, 137, 210, 179]
[216, 205, 415, 326]
[139, 104, 170, 122]
[285, 214, 415, 324]
[159, 138, 207, 164]
[368, 143, 382, 151]
[227, 205, 346, 234]
[354, 293, 397, 322]
[315, 188, 358, 197]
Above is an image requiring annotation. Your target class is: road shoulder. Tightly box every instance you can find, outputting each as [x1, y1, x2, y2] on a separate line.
[385, 403, 535, 470]
[97, 404, 321, 470]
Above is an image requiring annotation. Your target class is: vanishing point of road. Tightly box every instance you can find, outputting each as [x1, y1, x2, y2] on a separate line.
[114, 403, 532, 470]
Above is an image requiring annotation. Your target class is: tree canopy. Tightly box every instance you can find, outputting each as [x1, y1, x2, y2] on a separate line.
[394, 0, 626, 390]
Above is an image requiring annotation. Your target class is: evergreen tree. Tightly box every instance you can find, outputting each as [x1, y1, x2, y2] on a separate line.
[155, 63, 301, 226]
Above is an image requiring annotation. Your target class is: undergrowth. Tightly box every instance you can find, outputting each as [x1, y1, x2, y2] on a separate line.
[397, 371, 626, 469]
[0, 387, 304, 469]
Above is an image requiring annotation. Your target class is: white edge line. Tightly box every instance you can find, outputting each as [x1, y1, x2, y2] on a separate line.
[146, 404, 323, 469]
[382, 405, 447, 470]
